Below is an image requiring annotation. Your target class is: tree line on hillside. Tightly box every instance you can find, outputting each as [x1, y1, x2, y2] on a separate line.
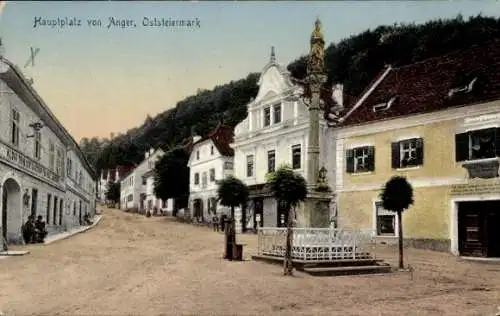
[80, 14, 500, 179]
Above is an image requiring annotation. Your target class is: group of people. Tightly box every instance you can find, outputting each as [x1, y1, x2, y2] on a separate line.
[212, 214, 230, 233]
[22, 215, 48, 244]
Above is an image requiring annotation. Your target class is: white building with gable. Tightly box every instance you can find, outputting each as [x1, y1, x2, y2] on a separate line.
[188, 124, 235, 223]
[120, 148, 164, 212]
[232, 47, 341, 230]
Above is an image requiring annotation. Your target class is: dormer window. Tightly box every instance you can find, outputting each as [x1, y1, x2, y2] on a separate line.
[373, 96, 397, 112]
[448, 77, 478, 98]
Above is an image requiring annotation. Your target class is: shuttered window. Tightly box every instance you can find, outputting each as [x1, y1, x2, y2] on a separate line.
[346, 146, 375, 173]
[391, 138, 424, 169]
[455, 128, 499, 162]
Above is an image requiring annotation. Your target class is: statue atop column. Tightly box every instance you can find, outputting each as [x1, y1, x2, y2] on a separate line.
[307, 17, 325, 74]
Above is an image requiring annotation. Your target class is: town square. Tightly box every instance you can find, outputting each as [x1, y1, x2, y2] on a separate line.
[1, 1, 500, 315]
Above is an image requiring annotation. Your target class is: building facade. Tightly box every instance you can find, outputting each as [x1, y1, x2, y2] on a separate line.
[188, 124, 234, 224]
[142, 168, 173, 214]
[333, 41, 500, 257]
[0, 57, 97, 244]
[232, 48, 339, 230]
[119, 148, 164, 212]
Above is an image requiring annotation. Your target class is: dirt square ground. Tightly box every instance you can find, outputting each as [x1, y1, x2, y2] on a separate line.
[0, 207, 499, 316]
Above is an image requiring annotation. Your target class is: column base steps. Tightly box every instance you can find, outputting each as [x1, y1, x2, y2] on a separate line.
[252, 254, 393, 276]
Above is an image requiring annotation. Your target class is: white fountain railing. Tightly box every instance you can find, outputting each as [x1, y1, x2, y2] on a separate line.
[257, 227, 377, 261]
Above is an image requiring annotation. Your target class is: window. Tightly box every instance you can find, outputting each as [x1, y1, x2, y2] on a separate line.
[127, 194, 133, 202]
[455, 128, 499, 162]
[292, 145, 301, 170]
[194, 173, 199, 185]
[391, 138, 423, 169]
[201, 172, 208, 188]
[66, 158, 73, 178]
[210, 145, 214, 155]
[46, 194, 51, 224]
[346, 146, 375, 173]
[73, 201, 77, 216]
[11, 109, 20, 146]
[56, 148, 64, 177]
[246, 155, 254, 177]
[34, 131, 41, 159]
[375, 202, 396, 237]
[224, 161, 233, 170]
[78, 171, 83, 185]
[142, 177, 147, 185]
[263, 107, 271, 127]
[196, 150, 200, 160]
[49, 142, 55, 171]
[273, 104, 281, 124]
[267, 150, 276, 173]
[209, 168, 215, 182]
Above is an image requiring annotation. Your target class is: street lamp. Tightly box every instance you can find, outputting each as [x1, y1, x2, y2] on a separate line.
[22, 189, 30, 207]
[26, 121, 44, 138]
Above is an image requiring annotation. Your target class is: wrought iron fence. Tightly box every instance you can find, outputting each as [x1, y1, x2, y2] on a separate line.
[257, 227, 377, 261]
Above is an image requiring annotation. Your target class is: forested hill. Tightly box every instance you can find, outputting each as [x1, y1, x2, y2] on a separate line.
[80, 15, 500, 176]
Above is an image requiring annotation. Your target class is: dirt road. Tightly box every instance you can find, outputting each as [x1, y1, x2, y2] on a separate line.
[0, 207, 499, 316]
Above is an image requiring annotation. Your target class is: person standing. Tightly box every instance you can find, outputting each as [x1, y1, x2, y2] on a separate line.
[212, 214, 219, 232]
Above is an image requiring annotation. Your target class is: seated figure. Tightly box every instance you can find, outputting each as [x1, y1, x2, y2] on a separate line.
[34, 215, 48, 243]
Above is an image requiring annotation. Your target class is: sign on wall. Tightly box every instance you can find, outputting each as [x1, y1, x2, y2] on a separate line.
[451, 180, 500, 196]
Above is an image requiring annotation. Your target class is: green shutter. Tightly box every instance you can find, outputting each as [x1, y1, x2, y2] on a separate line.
[496, 128, 500, 157]
[455, 133, 469, 162]
[346, 149, 354, 173]
[415, 138, 424, 165]
[391, 142, 400, 169]
[367, 146, 375, 171]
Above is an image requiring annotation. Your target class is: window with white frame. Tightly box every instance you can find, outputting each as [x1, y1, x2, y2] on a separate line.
[224, 161, 233, 170]
[56, 147, 64, 177]
[291, 144, 301, 169]
[273, 104, 282, 124]
[263, 107, 271, 127]
[210, 145, 214, 155]
[246, 154, 254, 177]
[455, 128, 499, 162]
[267, 150, 276, 173]
[11, 109, 20, 146]
[34, 131, 41, 159]
[375, 201, 396, 237]
[194, 173, 199, 185]
[346, 146, 375, 173]
[391, 138, 424, 169]
[196, 150, 200, 160]
[209, 168, 215, 182]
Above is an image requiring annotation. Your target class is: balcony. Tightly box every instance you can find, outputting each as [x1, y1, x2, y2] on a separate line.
[461, 157, 500, 179]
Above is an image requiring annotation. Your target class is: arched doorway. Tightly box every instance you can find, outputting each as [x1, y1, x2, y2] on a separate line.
[193, 199, 204, 222]
[1, 178, 22, 244]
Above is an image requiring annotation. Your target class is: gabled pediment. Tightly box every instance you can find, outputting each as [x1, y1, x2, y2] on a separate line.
[254, 63, 294, 103]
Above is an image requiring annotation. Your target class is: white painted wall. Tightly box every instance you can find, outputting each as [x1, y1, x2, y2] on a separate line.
[188, 139, 234, 220]
[0, 67, 96, 244]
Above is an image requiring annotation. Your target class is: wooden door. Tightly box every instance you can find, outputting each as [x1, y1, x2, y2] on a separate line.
[458, 203, 487, 257]
[486, 201, 500, 257]
[2, 186, 7, 239]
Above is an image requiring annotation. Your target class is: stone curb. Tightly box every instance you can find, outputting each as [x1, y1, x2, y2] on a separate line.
[43, 215, 103, 245]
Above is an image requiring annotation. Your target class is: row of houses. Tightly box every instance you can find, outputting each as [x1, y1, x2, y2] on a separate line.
[0, 56, 97, 245]
[97, 148, 174, 214]
[185, 41, 500, 259]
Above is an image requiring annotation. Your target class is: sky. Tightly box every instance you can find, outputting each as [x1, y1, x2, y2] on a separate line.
[0, 1, 499, 142]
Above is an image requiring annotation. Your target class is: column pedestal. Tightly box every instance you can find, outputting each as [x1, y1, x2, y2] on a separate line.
[296, 189, 331, 228]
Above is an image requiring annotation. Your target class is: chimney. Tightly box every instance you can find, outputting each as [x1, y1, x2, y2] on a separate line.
[192, 135, 202, 143]
[145, 151, 149, 159]
[149, 148, 154, 155]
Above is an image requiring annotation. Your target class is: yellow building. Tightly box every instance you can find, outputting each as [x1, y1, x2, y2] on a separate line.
[333, 41, 500, 258]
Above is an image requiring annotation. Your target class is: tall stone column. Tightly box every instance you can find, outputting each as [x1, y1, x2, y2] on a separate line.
[306, 73, 327, 189]
[297, 17, 331, 228]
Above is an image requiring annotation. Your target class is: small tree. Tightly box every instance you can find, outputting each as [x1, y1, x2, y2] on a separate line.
[105, 181, 120, 206]
[217, 176, 249, 260]
[267, 166, 307, 276]
[153, 147, 190, 217]
[380, 176, 414, 270]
